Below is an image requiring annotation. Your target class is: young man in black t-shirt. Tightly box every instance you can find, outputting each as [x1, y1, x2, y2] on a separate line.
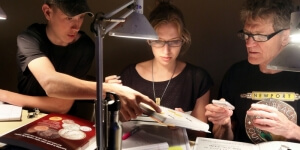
[0, 0, 160, 120]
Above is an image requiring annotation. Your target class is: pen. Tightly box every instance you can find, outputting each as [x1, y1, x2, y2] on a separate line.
[122, 126, 140, 140]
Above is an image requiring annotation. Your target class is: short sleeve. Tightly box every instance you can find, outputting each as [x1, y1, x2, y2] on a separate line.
[17, 31, 45, 73]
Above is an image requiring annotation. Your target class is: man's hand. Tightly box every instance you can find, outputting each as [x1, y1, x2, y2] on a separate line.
[247, 103, 298, 140]
[205, 103, 233, 125]
[107, 84, 161, 121]
[205, 102, 234, 140]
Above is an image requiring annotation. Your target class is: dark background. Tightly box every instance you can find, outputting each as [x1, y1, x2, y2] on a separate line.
[0, 0, 247, 99]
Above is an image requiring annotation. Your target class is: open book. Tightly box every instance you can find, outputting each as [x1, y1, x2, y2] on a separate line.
[0, 113, 96, 150]
[139, 103, 210, 132]
[0, 103, 22, 121]
[194, 137, 300, 150]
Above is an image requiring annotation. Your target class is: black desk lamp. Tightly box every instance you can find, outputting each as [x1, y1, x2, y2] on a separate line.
[90, 0, 158, 149]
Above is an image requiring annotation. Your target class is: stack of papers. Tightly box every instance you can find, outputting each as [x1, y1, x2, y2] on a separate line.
[0, 104, 22, 121]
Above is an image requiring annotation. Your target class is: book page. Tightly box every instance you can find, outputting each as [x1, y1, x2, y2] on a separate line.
[0, 104, 22, 121]
[122, 122, 169, 150]
[123, 142, 168, 150]
[139, 103, 209, 132]
[257, 141, 300, 150]
[194, 137, 258, 150]
[122, 121, 190, 150]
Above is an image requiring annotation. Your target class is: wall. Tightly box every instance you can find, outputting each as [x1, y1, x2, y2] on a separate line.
[0, 0, 247, 99]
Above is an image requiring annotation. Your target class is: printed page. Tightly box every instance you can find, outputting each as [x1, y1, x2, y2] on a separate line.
[257, 141, 300, 150]
[0, 104, 22, 121]
[122, 122, 169, 150]
[194, 137, 258, 150]
[139, 103, 209, 132]
[161, 106, 209, 132]
[122, 121, 190, 150]
[123, 142, 168, 150]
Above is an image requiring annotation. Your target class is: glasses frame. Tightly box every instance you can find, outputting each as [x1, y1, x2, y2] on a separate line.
[148, 39, 183, 48]
[237, 29, 287, 42]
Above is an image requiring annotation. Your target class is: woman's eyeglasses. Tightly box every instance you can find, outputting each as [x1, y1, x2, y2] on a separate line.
[148, 39, 183, 48]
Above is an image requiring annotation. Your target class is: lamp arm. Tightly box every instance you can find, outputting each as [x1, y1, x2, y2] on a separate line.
[91, 6, 134, 150]
[104, 9, 134, 35]
[104, 0, 135, 18]
[91, 0, 136, 36]
[90, 1, 153, 149]
[94, 23, 105, 150]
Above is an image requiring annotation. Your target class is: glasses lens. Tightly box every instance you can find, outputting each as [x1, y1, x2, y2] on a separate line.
[253, 35, 268, 42]
[237, 32, 247, 40]
[149, 40, 183, 47]
[149, 40, 165, 47]
[168, 40, 183, 47]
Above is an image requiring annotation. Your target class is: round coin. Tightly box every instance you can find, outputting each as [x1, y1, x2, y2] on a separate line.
[62, 119, 75, 124]
[62, 123, 80, 131]
[38, 128, 60, 139]
[58, 129, 86, 140]
[34, 125, 49, 131]
[80, 126, 92, 132]
[49, 116, 62, 121]
[245, 99, 297, 143]
[27, 127, 37, 133]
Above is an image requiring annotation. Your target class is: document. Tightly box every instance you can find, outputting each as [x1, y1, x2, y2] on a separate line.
[139, 103, 210, 132]
[193, 137, 300, 150]
[0, 103, 22, 121]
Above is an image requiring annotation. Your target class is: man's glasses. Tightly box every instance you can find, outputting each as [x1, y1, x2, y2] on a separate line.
[237, 29, 287, 42]
[148, 39, 183, 48]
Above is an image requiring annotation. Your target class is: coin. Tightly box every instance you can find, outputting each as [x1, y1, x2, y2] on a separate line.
[58, 129, 86, 140]
[245, 99, 297, 143]
[62, 119, 74, 124]
[37, 128, 60, 139]
[27, 127, 37, 133]
[62, 123, 80, 131]
[80, 126, 92, 132]
[34, 125, 49, 131]
[49, 116, 62, 121]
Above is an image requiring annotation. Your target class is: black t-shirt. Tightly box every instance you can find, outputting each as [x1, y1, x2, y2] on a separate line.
[120, 63, 213, 111]
[17, 23, 95, 96]
[219, 60, 300, 143]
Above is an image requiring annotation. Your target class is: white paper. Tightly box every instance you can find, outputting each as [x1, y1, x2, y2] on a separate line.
[123, 142, 168, 150]
[194, 137, 257, 150]
[122, 121, 190, 150]
[194, 137, 300, 150]
[0, 104, 22, 121]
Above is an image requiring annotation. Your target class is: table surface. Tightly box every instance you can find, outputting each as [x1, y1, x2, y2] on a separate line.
[0, 110, 47, 147]
[0, 110, 194, 150]
[0, 110, 46, 135]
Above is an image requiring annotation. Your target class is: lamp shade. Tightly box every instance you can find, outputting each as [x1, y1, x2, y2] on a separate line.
[267, 43, 300, 72]
[0, 6, 6, 20]
[267, 11, 300, 72]
[109, 12, 158, 40]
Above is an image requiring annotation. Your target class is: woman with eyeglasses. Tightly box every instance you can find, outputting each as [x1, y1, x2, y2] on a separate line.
[116, 0, 213, 139]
